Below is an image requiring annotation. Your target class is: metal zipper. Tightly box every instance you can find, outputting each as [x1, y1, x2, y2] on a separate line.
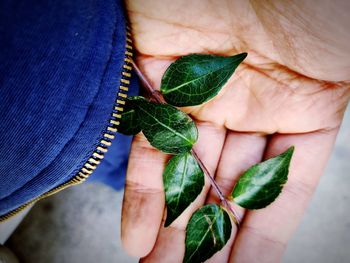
[0, 28, 134, 222]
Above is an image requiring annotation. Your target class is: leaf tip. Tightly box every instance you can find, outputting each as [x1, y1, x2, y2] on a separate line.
[288, 145, 295, 153]
[284, 145, 295, 160]
[241, 52, 248, 59]
[232, 52, 248, 63]
[164, 208, 179, 228]
[164, 217, 173, 228]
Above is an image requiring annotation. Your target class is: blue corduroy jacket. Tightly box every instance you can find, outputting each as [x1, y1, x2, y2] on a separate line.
[0, 0, 137, 219]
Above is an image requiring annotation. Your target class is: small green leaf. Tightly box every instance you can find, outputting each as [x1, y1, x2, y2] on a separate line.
[184, 204, 232, 263]
[232, 146, 295, 209]
[163, 153, 204, 227]
[131, 100, 198, 154]
[117, 96, 146, 135]
[160, 53, 247, 107]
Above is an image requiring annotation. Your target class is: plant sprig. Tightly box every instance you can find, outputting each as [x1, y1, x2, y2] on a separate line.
[119, 54, 294, 263]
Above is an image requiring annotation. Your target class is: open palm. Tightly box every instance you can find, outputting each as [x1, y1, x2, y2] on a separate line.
[121, 1, 350, 262]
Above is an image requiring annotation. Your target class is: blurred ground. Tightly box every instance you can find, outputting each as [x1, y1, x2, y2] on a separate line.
[5, 107, 350, 263]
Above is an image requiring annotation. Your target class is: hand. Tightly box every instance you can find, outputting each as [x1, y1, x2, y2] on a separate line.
[121, 1, 350, 262]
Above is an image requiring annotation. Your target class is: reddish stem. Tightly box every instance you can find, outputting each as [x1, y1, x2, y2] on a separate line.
[131, 60, 164, 103]
[131, 59, 240, 227]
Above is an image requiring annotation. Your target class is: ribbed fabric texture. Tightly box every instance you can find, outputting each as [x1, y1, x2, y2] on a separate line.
[0, 0, 136, 216]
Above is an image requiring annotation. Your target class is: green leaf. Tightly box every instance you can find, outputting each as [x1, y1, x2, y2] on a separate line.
[131, 100, 198, 154]
[117, 96, 145, 135]
[231, 146, 295, 209]
[160, 53, 247, 107]
[184, 204, 232, 263]
[163, 153, 204, 227]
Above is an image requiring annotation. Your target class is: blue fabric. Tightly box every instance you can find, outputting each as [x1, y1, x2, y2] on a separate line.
[0, 0, 136, 216]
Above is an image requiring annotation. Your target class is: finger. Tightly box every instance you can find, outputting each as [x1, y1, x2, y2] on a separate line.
[206, 131, 267, 263]
[230, 129, 339, 263]
[141, 225, 185, 263]
[121, 133, 169, 257]
[141, 122, 226, 262]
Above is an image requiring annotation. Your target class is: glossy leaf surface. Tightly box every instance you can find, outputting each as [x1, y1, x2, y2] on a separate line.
[132, 100, 198, 154]
[117, 96, 145, 135]
[163, 153, 204, 227]
[184, 204, 232, 263]
[160, 53, 247, 106]
[232, 146, 295, 209]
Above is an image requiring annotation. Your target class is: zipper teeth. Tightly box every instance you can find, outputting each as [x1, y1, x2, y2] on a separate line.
[0, 27, 134, 222]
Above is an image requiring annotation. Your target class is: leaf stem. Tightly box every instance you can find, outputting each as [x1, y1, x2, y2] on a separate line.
[131, 60, 164, 103]
[191, 150, 240, 227]
[131, 59, 240, 227]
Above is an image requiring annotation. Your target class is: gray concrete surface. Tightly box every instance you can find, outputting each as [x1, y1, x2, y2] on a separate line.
[6, 184, 137, 263]
[5, 107, 350, 263]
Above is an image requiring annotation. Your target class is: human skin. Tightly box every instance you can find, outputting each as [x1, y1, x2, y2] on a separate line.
[121, 0, 350, 262]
